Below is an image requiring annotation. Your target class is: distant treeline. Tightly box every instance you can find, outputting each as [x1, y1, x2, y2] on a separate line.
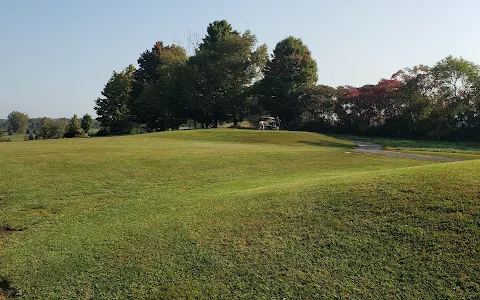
[0, 114, 101, 141]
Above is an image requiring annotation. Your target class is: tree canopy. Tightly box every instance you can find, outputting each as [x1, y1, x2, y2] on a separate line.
[130, 42, 188, 131]
[81, 114, 93, 134]
[189, 24, 268, 127]
[94, 65, 136, 135]
[86, 19, 480, 141]
[7, 111, 29, 134]
[258, 37, 318, 127]
[38, 118, 67, 140]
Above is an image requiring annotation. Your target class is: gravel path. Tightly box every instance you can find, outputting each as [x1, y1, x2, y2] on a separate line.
[351, 140, 461, 162]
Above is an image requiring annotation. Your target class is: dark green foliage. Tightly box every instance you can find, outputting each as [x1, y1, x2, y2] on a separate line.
[80, 114, 93, 134]
[199, 20, 236, 51]
[258, 37, 318, 128]
[130, 42, 188, 131]
[64, 114, 86, 138]
[189, 23, 268, 127]
[7, 111, 29, 134]
[113, 20, 268, 131]
[303, 85, 338, 124]
[95, 65, 136, 135]
[91, 19, 480, 142]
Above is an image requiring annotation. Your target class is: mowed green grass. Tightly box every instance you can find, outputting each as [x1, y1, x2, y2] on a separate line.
[0, 133, 24, 143]
[0, 129, 479, 298]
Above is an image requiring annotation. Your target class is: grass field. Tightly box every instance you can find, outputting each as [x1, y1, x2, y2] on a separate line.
[0, 129, 479, 298]
[0, 133, 24, 143]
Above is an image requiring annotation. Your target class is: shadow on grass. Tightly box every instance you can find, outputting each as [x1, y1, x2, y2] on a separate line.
[0, 279, 18, 298]
[0, 226, 24, 238]
[297, 140, 354, 148]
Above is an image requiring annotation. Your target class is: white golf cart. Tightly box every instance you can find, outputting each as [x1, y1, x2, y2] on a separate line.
[259, 117, 279, 130]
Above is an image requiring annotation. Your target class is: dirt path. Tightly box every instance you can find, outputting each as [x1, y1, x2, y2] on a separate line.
[351, 140, 461, 162]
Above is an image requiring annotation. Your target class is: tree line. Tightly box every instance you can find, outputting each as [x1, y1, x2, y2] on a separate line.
[94, 20, 480, 141]
[94, 20, 318, 135]
[0, 112, 96, 141]
[4, 20, 479, 142]
[304, 57, 480, 140]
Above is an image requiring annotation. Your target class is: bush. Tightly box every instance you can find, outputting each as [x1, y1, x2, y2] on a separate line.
[92, 128, 109, 137]
[38, 118, 67, 140]
[63, 130, 87, 138]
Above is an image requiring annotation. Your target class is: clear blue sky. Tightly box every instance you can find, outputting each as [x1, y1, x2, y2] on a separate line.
[1, 0, 479, 118]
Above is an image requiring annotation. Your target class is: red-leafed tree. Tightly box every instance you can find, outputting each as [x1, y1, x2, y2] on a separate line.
[336, 79, 401, 133]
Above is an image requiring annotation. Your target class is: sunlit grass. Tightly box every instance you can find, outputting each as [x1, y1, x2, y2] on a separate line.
[0, 129, 478, 298]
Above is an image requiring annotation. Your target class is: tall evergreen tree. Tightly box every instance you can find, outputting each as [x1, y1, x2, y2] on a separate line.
[189, 20, 268, 127]
[259, 37, 318, 127]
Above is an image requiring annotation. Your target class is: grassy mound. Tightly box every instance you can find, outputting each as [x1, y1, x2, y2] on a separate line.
[134, 128, 355, 147]
[0, 130, 477, 298]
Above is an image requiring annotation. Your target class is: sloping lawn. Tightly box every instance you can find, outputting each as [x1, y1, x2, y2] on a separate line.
[0, 130, 478, 298]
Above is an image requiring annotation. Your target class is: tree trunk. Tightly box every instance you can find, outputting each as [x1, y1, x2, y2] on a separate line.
[213, 119, 218, 128]
[233, 118, 239, 128]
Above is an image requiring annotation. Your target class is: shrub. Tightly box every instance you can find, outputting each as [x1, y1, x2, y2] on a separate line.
[38, 118, 67, 139]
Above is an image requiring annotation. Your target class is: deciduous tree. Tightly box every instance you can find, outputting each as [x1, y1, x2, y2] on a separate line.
[95, 65, 136, 134]
[7, 111, 29, 134]
[38, 118, 67, 139]
[190, 20, 268, 127]
[130, 42, 188, 131]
